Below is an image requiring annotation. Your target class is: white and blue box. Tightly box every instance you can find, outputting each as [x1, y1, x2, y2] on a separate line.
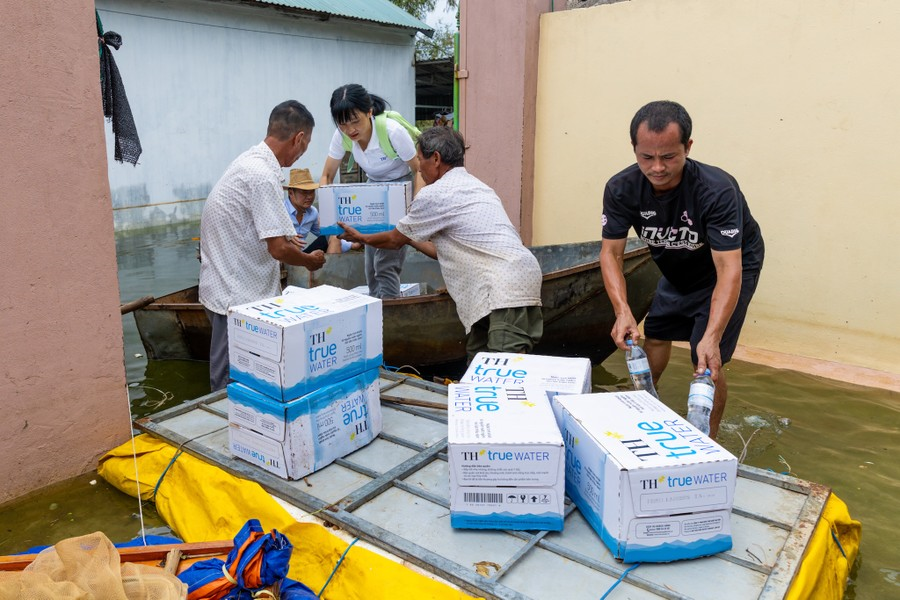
[227, 285, 382, 401]
[554, 391, 738, 562]
[228, 368, 383, 480]
[448, 384, 565, 531]
[461, 352, 592, 396]
[318, 181, 412, 235]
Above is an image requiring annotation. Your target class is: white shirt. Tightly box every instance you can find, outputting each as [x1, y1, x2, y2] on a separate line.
[396, 167, 542, 331]
[199, 142, 295, 315]
[327, 116, 416, 181]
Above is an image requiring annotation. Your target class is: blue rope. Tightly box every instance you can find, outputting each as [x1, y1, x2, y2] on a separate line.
[317, 537, 359, 598]
[599, 563, 641, 599]
[151, 449, 183, 500]
[831, 526, 847, 559]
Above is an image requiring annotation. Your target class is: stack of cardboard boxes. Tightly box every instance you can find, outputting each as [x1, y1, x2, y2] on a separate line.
[226, 285, 384, 480]
[448, 352, 739, 563]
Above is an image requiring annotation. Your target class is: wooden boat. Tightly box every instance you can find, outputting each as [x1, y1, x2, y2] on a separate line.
[0, 539, 232, 574]
[133, 239, 660, 367]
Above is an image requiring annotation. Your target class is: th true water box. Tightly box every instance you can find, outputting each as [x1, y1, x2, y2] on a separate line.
[318, 181, 412, 235]
[554, 391, 738, 562]
[228, 368, 382, 480]
[448, 384, 565, 531]
[228, 285, 382, 401]
[461, 352, 592, 396]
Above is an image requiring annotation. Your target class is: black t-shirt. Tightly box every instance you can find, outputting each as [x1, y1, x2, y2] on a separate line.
[602, 159, 764, 293]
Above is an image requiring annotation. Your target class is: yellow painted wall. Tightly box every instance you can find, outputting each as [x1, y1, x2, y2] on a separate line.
[533, 0, 900, 375]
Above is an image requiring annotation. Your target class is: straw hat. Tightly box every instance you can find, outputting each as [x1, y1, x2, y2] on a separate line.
[283, 168, 319, 190]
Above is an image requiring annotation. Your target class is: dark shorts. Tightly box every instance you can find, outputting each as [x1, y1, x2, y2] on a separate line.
[643, 270, 761, 365]
[466, 306, 544, 363]
[303, 235, 329, 253]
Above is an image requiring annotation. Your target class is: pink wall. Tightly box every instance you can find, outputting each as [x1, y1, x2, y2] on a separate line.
[0, 0, 131, 503]
[459, 0, 566, 245]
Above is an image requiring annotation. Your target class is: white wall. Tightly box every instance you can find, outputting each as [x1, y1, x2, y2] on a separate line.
[97, 0, 417, 229]
[533, 0, 900, 376]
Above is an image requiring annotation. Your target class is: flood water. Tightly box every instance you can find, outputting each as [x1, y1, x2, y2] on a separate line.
[1, 223, 897, 599]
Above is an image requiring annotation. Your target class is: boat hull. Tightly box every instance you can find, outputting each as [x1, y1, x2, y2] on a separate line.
[133, 240, 659, 367]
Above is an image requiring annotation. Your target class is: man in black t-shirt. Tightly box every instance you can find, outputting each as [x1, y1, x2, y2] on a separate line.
[600, 101, 765, 439]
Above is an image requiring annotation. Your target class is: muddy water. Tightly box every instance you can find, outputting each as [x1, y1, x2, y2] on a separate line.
[0, 223, 896, 599]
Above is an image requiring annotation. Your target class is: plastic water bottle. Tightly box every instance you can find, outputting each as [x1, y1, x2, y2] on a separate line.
[625, 339, 659, 398]
[687, 369, 715, 435]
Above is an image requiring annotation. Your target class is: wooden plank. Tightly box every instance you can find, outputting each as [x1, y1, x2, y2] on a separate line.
[0, 540, 232, 572]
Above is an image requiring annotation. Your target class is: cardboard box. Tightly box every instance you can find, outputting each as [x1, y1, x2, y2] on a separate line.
[228, 285, 382, 401]
[349, 283, 421, 297]
[448, 384, 565, 530]
[554, 391, 738, 562]
[461, 352, 592, 395]
[228, 368, 383, 480]
[318, 181, 412, 235]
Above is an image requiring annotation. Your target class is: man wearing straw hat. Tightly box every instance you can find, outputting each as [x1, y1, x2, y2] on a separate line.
[199, 100, 326, 391]
[283, 167, 361, 254]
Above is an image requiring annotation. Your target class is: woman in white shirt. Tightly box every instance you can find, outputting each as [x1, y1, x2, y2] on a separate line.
[319, 84, 423, 299]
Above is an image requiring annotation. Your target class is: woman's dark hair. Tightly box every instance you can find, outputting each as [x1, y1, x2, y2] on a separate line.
[629, 100, 692, 147]
[418, 126, 465, 167]
[329, 84, 388, 126]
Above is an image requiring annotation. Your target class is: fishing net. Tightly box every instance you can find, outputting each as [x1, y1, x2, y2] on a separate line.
[0, 531, 186, 600]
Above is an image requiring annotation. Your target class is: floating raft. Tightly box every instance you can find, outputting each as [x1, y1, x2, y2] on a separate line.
[133, 370, 850, 600]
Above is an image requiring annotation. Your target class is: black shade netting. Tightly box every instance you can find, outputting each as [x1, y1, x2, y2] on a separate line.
[98, 13, 142, 165]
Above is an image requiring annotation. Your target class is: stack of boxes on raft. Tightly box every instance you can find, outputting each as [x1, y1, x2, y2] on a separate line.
[448, 352, 739, 563]
[226, 285, 383, 480]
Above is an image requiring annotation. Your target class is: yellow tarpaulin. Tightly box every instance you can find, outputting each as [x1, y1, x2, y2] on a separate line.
[99, 435, 481, 600]
[785, 492, 861, 600]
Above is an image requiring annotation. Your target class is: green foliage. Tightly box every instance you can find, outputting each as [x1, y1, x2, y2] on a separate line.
[390, 0, 457, 21]
[389, 0, 458, 61]
[416, 22, 456, 61]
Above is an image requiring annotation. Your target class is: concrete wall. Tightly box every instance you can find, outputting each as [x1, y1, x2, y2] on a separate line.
[0, 0, 131, 503]
[97, 0, 418, 230]
[532, 0, 900, 376]
[458, 0, 567, 243]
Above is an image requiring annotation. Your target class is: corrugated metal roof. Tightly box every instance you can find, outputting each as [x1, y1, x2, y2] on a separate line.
[250, 0, 433, 36]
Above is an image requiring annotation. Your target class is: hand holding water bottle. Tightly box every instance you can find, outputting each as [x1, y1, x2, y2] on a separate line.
[687, 369, 715, 435]
[625, 337, 659, 399]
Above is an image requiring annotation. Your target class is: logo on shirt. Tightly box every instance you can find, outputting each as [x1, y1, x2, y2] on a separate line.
[602, 214, 608, 227]
[680, 211, 693, 226]
[720, 228, 739, 238]
[640, 211, 657, 220]
[641, 226, 703, 250]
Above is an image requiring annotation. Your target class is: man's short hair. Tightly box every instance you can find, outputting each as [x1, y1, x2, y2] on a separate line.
[267, 100, 315, 141]
[630, 100, 692, 147]
[418, 126, 465, 167]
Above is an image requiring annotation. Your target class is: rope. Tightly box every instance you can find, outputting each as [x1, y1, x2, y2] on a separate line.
[151, 426, 227, 500]
[831, 526, 848, 559]
[317, 538, 359, 598]
[125, 387, 148, 545]
[598, 563, 640, 599]
[152, 450, 183, 500]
